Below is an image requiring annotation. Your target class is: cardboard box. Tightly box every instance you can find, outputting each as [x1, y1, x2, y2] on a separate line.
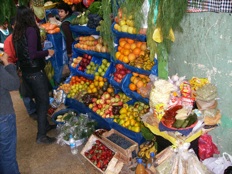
[81, 134, 124, 174]
[102, 129, 139, 164]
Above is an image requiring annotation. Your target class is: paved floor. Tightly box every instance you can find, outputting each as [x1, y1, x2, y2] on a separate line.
[12, 91, 102, 174]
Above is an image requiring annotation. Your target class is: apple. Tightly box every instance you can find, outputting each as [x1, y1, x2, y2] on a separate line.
[92, 106, 98, 112]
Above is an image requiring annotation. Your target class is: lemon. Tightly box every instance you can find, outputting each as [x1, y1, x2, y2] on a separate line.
[119, 108, 127, 114]
[119, 20, 126, 26]
[119, 114, 126, 119]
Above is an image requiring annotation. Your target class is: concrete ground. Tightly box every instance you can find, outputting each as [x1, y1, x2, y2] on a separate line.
[11, 91, 102, 174]
[11, 91, 134, 174]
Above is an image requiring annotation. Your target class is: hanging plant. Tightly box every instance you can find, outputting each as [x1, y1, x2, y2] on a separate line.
[117, 0, 144, 33]
[99, 0, 115, 58]
[0, 0, 16, 25]
[146, 0, 187, 78]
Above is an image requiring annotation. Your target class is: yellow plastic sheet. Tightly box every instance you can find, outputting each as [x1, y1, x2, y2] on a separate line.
[144, 122, 203, 147]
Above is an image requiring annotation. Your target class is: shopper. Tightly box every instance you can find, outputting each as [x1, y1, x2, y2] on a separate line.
[4, 17, 37, 120]
[13, 5, 56, 144]
[0, 52, 20, 174]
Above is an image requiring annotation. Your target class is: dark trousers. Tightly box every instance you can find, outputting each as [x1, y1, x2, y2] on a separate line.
[23, 70, 50, 139]
[0, 114, 20, 174]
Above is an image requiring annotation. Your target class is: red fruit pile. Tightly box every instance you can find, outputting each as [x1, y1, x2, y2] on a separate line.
[84, 140, 115, 171]
[78, 54, 92, 72]
[113, 64, 131, 83]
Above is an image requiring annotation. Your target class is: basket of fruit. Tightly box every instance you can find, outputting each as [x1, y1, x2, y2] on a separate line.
[51, 108, 78, 124]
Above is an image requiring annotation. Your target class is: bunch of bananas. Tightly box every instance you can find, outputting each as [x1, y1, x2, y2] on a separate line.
[44, 61, 54, 81]
[138, 140, 157, 159]
[129, 50, 155, 71]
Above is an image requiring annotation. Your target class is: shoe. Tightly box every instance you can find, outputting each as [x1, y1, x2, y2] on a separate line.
[46, 124, 57, 132]
[29, 112, 37, 120]
[36, 136, 56, 144]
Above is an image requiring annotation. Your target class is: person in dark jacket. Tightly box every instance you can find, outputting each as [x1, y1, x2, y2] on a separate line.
[4, 17, 37, 120]
[0, 52, 20, 174]
[57, 2, 75, 60]
[13, 6, 56, 144]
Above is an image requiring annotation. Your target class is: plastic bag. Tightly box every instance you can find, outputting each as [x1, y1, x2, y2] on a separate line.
[203, 152, 232, 174]
[198, 134, 220, 160]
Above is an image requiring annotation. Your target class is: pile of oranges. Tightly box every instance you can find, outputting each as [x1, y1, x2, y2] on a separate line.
[69, 76, 91, 85]
[63, 0, 82, 5]
[115, 38, 147, 64]
[129, 72, 150, 97]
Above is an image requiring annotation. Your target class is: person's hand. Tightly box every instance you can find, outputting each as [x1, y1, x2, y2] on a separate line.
[0, 52, 9, 66]
[48, 49, 55, 57]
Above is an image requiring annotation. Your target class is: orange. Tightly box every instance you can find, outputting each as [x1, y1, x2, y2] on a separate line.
[119, 38, 126, 42]
[140, 43, 147, 51]
[130, 76, 136, 83]
[118, 46, 122, 51]
[119, 40, 126, 47]
[98, 76, 104, 81]
[115, 52, 121, 59]
[133, 48, 141, 55]
[129, 83, 137, 91]
[136, 42, 143, 48]
[127, 38, 135, 44]
[124, 43, 131, 50]
[130, 43, 137, 50]
[128, 53, 136, 62]
[118, 54, 124, 61]
[122, 56, 129, 63]
[132, 72, 139, 77]
[123, 49, 130, 56]
[136, 80, 144, 88]
[107, 87, 114, 93]
[133, 77, 140, 85]
[139, 74, 146, 78]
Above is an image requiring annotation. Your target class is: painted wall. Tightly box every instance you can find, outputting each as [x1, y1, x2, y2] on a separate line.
[169, 12, 232, 153]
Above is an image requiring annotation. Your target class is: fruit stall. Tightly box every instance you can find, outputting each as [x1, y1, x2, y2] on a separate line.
[13, 0, 223, 173]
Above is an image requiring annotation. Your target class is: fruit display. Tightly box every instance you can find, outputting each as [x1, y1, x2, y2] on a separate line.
[129, 50, 155, 71]
[87, 13, 102, 29]
[84, 140, 115, 172]
[113, 102, 150, 133]
[63, 0, 82, 5]
[85, 61, 99, 75]
[71, 56, 82, 68]
[74, 36, 108, 53]
[94, 59, 111, 77]
[55, 112, 72, 123]
[88, 92, 131, 118]
[40, 22, 60, 34]
[58, 83, 72, 94]
[137, 140, 157, 159]
[78, 54, 93, 72]
[71, 11, 89, 25]
[87, 76, 108, 94]
[129, 72, 151, 98]
[112, 64, 131, 83]
[113, 9, 136, 34]
[115, 38, 147, 64]
[66, 76, 92, 98]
